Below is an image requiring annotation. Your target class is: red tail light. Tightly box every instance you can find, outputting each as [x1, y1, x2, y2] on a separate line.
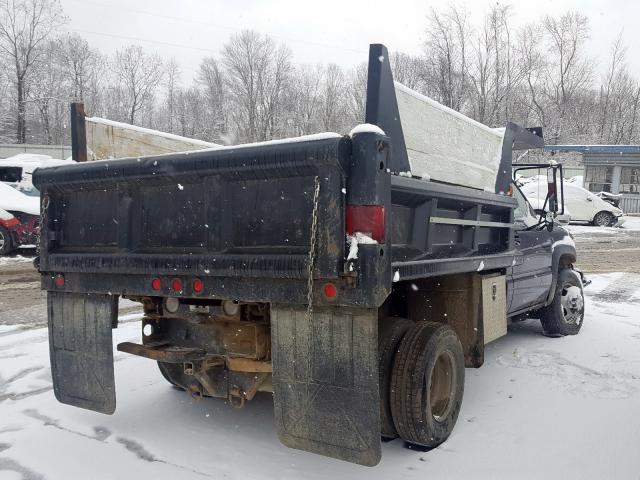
[54, 274, 65, 287]
[193, 278, 203, 293]
[346, 205, 385, 242]
[171, 278, 183, 293]
[323, 282, 338, 299]
[151, 278, 161, 291]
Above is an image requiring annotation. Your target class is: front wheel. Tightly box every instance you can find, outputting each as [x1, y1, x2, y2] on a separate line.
[540, 269, 585, 336]
[390, 322, 465, 448]
[592, 211, 614, 227]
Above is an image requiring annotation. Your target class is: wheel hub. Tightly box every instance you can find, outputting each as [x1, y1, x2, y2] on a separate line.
[561, 285, 584, 325]
[429, 351, 455, 422]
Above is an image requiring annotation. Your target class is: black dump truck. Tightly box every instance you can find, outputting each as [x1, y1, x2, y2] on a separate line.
[33, 44, 586, 466]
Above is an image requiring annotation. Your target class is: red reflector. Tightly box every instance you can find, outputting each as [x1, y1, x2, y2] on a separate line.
[193, 279, 203, 293]
[323, 282, 338, 299]
[151, 278, 161, 291]
[346, 205, 385, 242]
[171, 278, 183, 292]
[54, 274, 65, 287]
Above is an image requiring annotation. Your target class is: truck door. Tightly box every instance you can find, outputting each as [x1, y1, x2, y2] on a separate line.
[508, 187, 553, 314]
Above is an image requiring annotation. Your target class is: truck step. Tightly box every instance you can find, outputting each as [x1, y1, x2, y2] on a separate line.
[117, 341, 206, 363]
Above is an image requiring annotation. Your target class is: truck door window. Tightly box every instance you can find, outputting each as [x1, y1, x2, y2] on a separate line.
[513, 185, 534, 221]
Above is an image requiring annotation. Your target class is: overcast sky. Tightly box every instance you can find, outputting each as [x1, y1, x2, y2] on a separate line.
[59, 0, 640, 83]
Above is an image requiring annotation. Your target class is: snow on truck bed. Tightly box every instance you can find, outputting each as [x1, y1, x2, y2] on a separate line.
[1, 273, 640, 478]
[394, 82, 505, 192]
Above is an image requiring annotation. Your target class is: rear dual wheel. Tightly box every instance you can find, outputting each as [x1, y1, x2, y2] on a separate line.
[380, 320, 465, 448]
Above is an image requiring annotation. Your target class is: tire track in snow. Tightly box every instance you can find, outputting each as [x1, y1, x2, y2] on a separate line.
[20, 409, 217, 478]
[589, 273, 640, 304]
[496, 348, 638, 399]
[0, 457, 45, 480]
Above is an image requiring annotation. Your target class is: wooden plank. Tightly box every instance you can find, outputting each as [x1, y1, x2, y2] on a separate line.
[85, 116, 219, 160]
[394, 82, 505, 192]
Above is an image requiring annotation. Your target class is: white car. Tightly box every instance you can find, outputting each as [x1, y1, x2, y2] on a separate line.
[519, 177, 625, 227]
[1, 153, 72, 195]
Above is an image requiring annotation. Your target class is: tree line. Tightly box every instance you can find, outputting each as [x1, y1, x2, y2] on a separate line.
[0, 0, 638, 147]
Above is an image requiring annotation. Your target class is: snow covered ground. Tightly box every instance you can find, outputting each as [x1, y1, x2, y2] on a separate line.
[0, 254, 33, 268]
[1, 274, 640, 479]
[567, 215, 640, 235]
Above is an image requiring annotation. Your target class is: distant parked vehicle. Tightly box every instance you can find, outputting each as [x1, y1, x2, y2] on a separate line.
[519, 177, 625, 227]
[596, 191, 623, 208]
[0, 205, 38, 255]
[0, 154, 72, 255]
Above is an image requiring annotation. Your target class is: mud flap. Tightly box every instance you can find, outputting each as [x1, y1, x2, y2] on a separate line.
[47, 292, 117, 414]
[271, 305, 381, 466]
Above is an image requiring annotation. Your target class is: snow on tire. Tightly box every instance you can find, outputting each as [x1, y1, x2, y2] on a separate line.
[540, 268, 585, 336]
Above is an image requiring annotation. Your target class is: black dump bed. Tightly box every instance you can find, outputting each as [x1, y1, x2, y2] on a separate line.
[33, 134, 380, 305]
[33, 43, 543, 309]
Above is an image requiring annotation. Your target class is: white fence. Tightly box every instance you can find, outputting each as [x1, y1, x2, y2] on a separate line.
[0, 143, 71, 160]
[620, 195, 640, 214]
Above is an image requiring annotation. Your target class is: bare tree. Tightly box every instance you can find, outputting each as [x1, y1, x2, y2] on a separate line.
[113, 44, 163, 124]
[27, 38, 66, 143]
[423, 5, 470, 110]
[541, 11, 592, 142]
[164, 58, 180, 133]
[516, 24, 546, 127]
[197, 56, 227, 140]
[58, 33, 100, 102]
[344, 63, 366, 126]
[222, 30, 292, 142]
[467, 4, 524, 126]
[595, 34, 640, 143]
[289, 64, 322, 135]
[319, 63, 347, 132]
[0, 0, 65, 143]
[390, 52, 424, 90]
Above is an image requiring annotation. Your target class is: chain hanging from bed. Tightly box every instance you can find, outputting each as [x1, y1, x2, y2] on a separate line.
[306, 176, 320, 322]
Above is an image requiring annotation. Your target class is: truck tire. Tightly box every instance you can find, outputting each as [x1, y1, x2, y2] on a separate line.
[539, 268, 584, 336]
[390, 322, 464, 448]
[592, 211, 613, 227]
[378, 317, 413, 438]
[0, 226, 13, 255]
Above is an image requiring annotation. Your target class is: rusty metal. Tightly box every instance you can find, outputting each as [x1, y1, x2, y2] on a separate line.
[117, 341, 206, 363]
[187, 383, 203, 400]
[221, 322, 270, 360]
[226, 357, 272, 373]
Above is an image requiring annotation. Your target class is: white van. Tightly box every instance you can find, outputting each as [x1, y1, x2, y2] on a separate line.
[519, 177, 625, 227]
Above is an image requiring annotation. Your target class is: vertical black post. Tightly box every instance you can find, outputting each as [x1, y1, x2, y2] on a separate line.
[365, 44, 410, 173]
[70, 102, 87, 162]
